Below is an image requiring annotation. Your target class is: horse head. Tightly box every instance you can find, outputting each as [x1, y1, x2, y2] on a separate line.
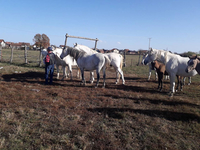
[141, 53, 148, 65]
[144, 48, 158, 65]
[60, 47, 68, 59]
[186, 55, 200, 73]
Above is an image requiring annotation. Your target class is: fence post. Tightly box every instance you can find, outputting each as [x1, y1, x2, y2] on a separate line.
[0, 46, 2, 62]
[94, 38, 98, 50]
[64, 33, 68, 46]
[123, 50, 126, 67]
[39, 46, 43, 67]
[10, 46, 14, 63]
[24, 45, 28, 64]
[137, 52, 141, 66]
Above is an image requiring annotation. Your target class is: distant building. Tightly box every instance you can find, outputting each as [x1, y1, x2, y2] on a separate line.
[97, 49, 105, 53]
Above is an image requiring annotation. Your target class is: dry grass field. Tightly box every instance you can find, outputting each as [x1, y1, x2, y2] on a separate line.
[0, 49, 200, 150]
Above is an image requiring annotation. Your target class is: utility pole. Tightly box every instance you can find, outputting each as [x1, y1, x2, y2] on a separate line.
[148, 38, 151, 50]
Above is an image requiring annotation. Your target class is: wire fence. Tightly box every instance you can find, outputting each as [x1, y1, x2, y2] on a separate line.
[0, 46, 42, 66]
[0, 46, 141, 68]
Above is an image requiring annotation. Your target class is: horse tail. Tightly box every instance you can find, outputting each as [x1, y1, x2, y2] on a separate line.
[120, 54, 123, 69]
[104, 55, 111, 67]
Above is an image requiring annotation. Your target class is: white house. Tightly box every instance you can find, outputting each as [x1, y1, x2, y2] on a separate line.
[0, 39, 6, 47]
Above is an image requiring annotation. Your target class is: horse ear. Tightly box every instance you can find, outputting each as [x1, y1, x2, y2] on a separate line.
[73, 43, 77, 46]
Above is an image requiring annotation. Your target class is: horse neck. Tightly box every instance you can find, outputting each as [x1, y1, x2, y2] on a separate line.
[53, 48, 62, 56]
[68, 47, 84, 60]
[156, 50, 168, 64]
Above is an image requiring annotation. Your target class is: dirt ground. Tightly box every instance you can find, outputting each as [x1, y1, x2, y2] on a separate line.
[0, 69, 200, 149]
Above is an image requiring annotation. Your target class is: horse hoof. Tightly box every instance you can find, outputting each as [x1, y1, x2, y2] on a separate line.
[168, 92, 173, 97]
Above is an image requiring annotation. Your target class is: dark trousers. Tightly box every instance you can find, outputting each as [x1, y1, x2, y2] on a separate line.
[45, 64, 54, 85]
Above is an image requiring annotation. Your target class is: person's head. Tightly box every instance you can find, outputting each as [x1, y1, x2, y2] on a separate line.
[47, 47, 52, 52]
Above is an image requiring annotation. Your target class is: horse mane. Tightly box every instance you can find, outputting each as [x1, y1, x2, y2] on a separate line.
[74, 43, 97, 54]
[152, 48, 168, 64]
[67, 47, 86, 60]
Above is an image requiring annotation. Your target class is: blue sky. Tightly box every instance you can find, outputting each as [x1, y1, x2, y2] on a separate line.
[1, 0, 200, 53]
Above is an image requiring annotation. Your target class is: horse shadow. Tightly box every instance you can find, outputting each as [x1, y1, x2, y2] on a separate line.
[2, 71, 44, 82]
[102, 94, 199, 108]
[87, 107, 200, 123]
[106, 84, 164, 94]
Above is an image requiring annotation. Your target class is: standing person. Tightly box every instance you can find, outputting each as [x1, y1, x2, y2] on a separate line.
[44, 47, 55, 85]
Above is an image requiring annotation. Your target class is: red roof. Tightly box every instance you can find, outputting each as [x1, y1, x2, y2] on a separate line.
[0, 39, 5, 43]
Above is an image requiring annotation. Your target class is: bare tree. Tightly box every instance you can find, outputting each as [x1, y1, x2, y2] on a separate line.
[33, 34, 50, 49]
[33, 34, 50, 66]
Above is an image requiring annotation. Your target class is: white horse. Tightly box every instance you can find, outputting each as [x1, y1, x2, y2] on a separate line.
[42, 48, 80, 80]
[60, 46, 110, 88]
[141, 53, 158, 80]
[144, 48, 197, 96]
[74, 43, 125, 85]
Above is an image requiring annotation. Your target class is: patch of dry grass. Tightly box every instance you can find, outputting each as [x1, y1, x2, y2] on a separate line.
[0, 55, 200, 149]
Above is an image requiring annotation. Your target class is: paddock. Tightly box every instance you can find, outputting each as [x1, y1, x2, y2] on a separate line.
[0, 54, 200, 149]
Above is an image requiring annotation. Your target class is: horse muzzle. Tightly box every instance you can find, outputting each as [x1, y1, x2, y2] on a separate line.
[144, 60, 148, 65]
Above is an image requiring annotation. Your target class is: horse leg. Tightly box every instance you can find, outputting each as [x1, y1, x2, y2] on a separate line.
[148, 68, 151, 80]
[68, 65, 73, 80]
[115, 71, 119, 84]
[102, 67, 106, 88]
[188, 77, 191, 85]
[182, 77, 186, 85]
[56, 64, 60, 79]
[118, 68, 125, 85]
[169, 74, 176, 97]
[157, 74, 161, 90]
[61, 66, 67, 80]
[90, 72, 94, 83]
[95, 72, 100, 88]
[180, 78, 183, 91]
[65, 66, 69, 78]
[76, 67, 81, 79]
[165, 75, 169, 80]
[155, 71, 158, 80]
[81, 69, 86, 85]
[176, 76, 179, 92]
[160, 73, 164, 92]
[115, 67, 125, 85]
